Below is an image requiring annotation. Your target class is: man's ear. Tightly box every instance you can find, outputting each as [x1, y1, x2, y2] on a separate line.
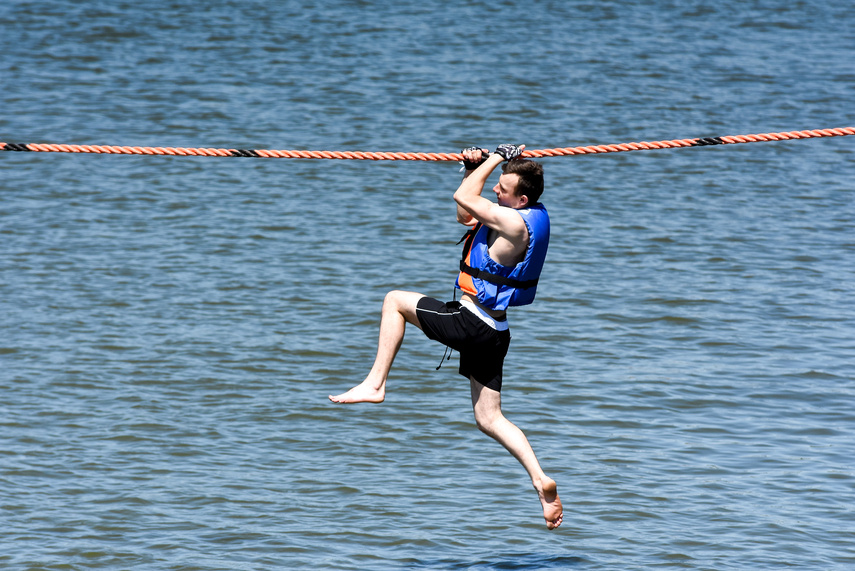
[518, 194, 529, 208]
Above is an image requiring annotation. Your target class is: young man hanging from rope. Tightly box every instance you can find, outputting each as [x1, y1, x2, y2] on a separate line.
[329, 144, 563, 530]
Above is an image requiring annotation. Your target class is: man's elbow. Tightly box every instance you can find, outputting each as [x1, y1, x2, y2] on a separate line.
[455, 200, 474, 225]
[457, 212, 474, 225]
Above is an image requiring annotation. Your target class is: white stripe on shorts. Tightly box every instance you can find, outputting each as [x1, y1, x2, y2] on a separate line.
[459, 299, 510, 331]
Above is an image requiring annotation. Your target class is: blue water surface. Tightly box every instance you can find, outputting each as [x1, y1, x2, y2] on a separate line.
[1, 1, 853, 569]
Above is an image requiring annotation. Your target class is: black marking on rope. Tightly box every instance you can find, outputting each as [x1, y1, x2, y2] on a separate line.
[230, 149, 261, 157]
[4, 143, 33, 152]
[692, 137, 725, 147]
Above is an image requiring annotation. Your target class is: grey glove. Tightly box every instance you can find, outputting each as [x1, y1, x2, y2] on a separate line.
[494, 144, 524, 161]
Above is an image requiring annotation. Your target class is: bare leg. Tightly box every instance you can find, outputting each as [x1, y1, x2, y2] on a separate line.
[470, 379, 563, 529]
[329, 290, 424, 403]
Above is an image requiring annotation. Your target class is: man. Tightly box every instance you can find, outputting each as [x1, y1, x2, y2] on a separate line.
[329, 144, 563, 530]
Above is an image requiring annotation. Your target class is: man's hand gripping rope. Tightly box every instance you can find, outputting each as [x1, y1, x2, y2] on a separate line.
[459, 144, 525, 172]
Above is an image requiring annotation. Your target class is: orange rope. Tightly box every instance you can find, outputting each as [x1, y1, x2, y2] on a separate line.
[2, 127, 852, 161]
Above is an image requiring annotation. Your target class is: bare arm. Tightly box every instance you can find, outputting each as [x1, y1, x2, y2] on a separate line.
[453, 147, 527, 240]
[456, 169, 478, 226]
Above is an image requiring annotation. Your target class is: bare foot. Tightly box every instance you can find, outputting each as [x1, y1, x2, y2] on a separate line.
[328, 380, 385, 403]
[537, 476, 563, 530]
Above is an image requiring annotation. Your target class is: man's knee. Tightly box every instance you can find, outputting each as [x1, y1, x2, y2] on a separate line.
[383, 290, 409, 310]
[383, 290, 423, 325]
[473, 405, 503, 435]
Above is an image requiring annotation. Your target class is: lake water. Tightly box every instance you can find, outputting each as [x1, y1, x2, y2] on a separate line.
[1, 1, 854, 569]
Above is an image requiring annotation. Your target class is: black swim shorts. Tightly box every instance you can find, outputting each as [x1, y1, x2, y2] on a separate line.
[415, 297, 511, 392]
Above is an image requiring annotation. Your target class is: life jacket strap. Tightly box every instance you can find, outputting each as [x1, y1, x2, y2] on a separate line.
[459, 260, 539, 289]
[457, 224, 479, 245]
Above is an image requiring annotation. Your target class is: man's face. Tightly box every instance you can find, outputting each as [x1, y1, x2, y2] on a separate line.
[493, 173, 527, 209]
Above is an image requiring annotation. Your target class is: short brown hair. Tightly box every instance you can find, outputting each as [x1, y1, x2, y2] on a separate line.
[502, 159, 544, 205]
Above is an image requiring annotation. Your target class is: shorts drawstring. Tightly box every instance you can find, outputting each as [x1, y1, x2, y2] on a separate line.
[435, 345, 451, 370]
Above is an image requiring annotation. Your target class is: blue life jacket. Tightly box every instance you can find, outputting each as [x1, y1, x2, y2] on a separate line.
[455, 203, 550, 310]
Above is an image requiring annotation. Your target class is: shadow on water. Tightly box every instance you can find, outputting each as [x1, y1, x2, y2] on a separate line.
[408, 553, 586, 570]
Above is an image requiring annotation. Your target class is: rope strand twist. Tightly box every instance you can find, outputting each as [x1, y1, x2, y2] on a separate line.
[2, 127, 852, 161]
